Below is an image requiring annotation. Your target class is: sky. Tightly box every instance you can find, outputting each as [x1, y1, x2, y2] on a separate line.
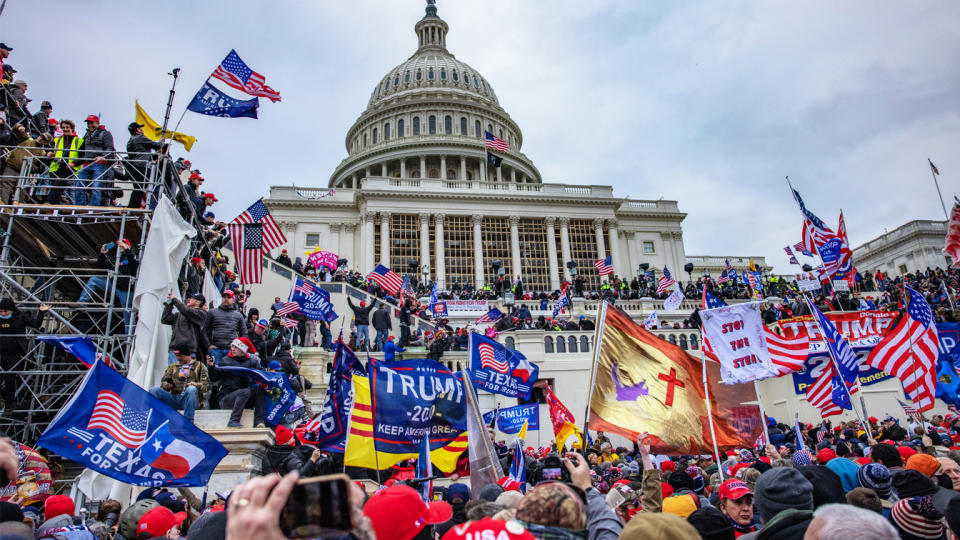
[6, 1, 959, 273]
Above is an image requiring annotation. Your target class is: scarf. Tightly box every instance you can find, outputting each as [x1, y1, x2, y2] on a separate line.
[726, 514, 756, 536]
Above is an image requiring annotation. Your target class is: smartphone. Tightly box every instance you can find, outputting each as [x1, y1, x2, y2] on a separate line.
[279, 474, 353, 539]
[542, 467, 563, 481]
[104, 242, 116, 250]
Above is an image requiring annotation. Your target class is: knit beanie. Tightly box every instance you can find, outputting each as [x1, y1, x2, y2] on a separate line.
[890, 497, 944, 539]
[892, 470, 938, 499]
[792, 450, 812, 467]
[686, 506, 735, 540]
[186, 510, 226, 540]
[753, 467, 814, 522]
[857, 463, 895, 501]
[824, 457, 860, 493]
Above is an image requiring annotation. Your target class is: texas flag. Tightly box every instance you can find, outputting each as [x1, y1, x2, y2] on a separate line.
[139, 421, 205, 479]
[511, 352, 538, 384]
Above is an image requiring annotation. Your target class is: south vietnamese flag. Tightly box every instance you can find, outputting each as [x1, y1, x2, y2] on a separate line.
[139, 421, 205, 479]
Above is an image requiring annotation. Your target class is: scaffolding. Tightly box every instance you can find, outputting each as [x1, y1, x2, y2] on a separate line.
[0, 147, 213, 442]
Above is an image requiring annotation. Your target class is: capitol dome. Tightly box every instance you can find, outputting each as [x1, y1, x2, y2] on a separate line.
[329, 1, 541, 188]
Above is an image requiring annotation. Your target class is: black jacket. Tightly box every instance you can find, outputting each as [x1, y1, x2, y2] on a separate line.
[0, 307, 45, 363]
[261, 444, 321, 477]
[99, 247, 139, 292]
[372, 306, 392, 331]
[125, 134, 163, 179]
[161, 298, 208, 355]
[208, 352, 260, 396]
[80, 126, 115, 161]
[347, 298, 373, 325]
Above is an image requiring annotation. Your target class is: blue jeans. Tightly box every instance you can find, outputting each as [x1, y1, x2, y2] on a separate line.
[375, 328, 388, 351]
[78, 276, 132, 332]
[356, 325, 370, 350]
[209, 348, 230, 366]
[149, 385, 199, 422]
[320, 325, 332, 350]
[73, 163, 108, 206]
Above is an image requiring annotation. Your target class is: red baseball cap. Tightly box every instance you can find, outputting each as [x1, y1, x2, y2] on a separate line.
[816, 448, 837, 464]
[204, 193, 218, 201]
[137, 506, 186, 538]
[898, 446, 918, 460]
[222, 289, 235, 298]
[44, 494, 74, 520]
[85, 114, 99, 123]
[363, 485, 452, 540]
[442, 518, 534, 540]
[718, 479, 751, 501]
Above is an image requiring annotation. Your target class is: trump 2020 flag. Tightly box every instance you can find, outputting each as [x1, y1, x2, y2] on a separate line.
[289, 277, 338, 322]
[187, 81, 259, 119]
[469, 332, 538, 399]
[483, 403, 539, 434]
[37, 361, 227, 487]
[215, 366, 295, 426]
[36, 335, 110, 368]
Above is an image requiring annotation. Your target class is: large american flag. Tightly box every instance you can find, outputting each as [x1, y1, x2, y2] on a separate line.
[865, 286, 939, 411]
[806, 361, 844, 418]
[367, 264, 403, 295]
[228, 222, 264, 285]
[276, 301, 300, 317]
[836, 211, 853, 275]
[86, 390, 150, 448]
[211, 49, 282, 102]
[477, 342, 509, 373]
[594, 256, 613, 277]
[231, 199, 286, 253]
[656, 266, 675, 294]
[765, 327, 809, 376]
[806, 298, 860, 388]
[484, 131, 508, 152]
[476, 308, 503, 324]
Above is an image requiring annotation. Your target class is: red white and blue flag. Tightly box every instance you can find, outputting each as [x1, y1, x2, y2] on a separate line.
[367, 264, 403, 295]
[476, 308, 504, 324]
[231, 199, 286, 253]
[211, 49, 282, 102]
[656, 266, 675, 294]
[276, 301, 300, 317]
[484, 131, 508, 152]
[595, 256, 613, 277]
[470, 333, 538, 399]
[139, 421, 205, 479]
[86, 390, 150, 448]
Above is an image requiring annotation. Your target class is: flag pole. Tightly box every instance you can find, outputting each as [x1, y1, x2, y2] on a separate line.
[752, 380, 771, 445]
[928, 159, 949, 220]
[581, 300, 609, 441]
[701, 348, 724, 482]
[159, 68, 181, 145]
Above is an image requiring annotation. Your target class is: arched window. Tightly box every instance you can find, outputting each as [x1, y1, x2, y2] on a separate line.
[545, 336, 554, 353]
[429, 115, 436, 134]
[499, 129, 504, 140]
[416, 69, 422, 81]
[580, 336, 589, 353]
[384, 123, 390, 141]
[466, 171, 473, 180]
[556, 336, 566, 353]
[460, 117, 467, 135]
[464, 74, 471, 86]
[397, 119, 405, 138]
[372, 127, 378, 144]
[679, 335, 688, 350]
[487, 124, 493, 135]
[452, 70, 459, 82]
[668, 334, 677, 345]
[505, 336, 515, 349]
[440, 68, 447, 80]
[363, 133, 367, 147]
[444, 115, 452, 134]
[428, 68, 434, 80]
[690, 334, 699, 350]
[568, 336, 577, 353]
[404, 71, 410, 83]
[475, 120, 482, 138]
[394, 75, 399, 87]
[474, 77, 480, 88]
[413, 117, 420, 135]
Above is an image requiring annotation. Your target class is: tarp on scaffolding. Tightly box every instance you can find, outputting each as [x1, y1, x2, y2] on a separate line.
[129, 196, 195, 390]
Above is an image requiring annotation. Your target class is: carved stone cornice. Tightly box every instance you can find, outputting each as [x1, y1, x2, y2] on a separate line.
[558, 217, 570, 228]
[593, 217, 605, 230]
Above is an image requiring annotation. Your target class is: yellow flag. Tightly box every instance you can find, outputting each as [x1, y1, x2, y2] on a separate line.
[135, 101, 197, 151]
[517, 418, 528, 443]
[343, 375, 467, 473]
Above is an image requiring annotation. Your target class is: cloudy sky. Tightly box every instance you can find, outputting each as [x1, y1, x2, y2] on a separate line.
[7, 1, 958, 273]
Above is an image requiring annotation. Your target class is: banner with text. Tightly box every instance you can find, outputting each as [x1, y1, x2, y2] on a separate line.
[469, 333, 539, 400]
[444, 300, 490, 312]
[701, 302, 778, 384]
[482, 403, 540, 434]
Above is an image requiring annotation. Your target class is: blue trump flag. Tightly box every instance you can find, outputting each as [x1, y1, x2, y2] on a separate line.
[369, 357, 466, 456]
[289, 277, 338, 322]
[482, 403, 539, 434]
[308, 336, 366, 451]
[429, 282, 439, 310]
[215, 366, 295, 426]
[36, 335, 108, 368]
[37, 361, 227, 487]
[469, 332, 538, 400]
[187, 81, 259, 119]
[936, 323, 960, 407]
[805, 298, 860, 388]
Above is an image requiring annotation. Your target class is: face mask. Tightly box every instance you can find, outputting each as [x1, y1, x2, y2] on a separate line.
[0, 314, 10, 319]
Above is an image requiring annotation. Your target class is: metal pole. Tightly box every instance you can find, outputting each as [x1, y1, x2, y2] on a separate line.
[702, 349, 724, 482]
[928, 159, 949, 220]
[160, 69, 181, 145]
[753, 380, 771, 444]
[581, 300, 608, 440]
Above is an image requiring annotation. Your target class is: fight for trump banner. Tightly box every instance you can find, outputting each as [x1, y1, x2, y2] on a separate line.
[469, 333, 539, 400]
[445, 300, 489, 312]
[215, 366, 295, 426]
[288, 277, 338, 322]
[483, 403, 540, 434]
[38, 361, 227, 487]
[700, 302, 779, 384]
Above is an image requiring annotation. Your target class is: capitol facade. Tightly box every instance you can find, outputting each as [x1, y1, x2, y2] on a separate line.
[265, 2, 762, 291]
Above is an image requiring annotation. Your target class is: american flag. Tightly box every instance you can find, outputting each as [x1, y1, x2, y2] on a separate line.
[754, 430, 767, 448]
[783, 245, 794, 256]
[816, 422, 828, 443]
[276, 301, 300, 317]
[293, 279, 316, 297]
[477, 342, 509, 373]
[484, 131, 508, 152]
[553, 290, 569, 317]
[794, 414, 807, 451]
[476, 308, 503, 324]
[211, 49, 282, 102]
[281, 317, 299, 329]
[806, 298, 860, 388]
[227, 222, 264, 285]
[86, 390, 150, 448]
[701, 288, 726, 361]
[367, 264, 403, 295]
[765, 327, 809, 376]
[791, 186, 836, 255]
[929, 158, 940, 176]
[594, 256, 613, 277]
[806, 361, 844, 418]
[866, 286, 939, 411]
[656, 266, 675, 294]
[836, 211, 853, 275]
[400, 275, 417, 301]
[231, 199, 286, 253]
[717, 270, 731, 284]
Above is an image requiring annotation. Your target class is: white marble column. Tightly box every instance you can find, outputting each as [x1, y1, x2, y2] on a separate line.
[419, 156, 426, 178]
[660, 231, 674, 274]
[594, 218, 607, 282]
[400, 159, 406, 178]
[622, 231, 635, 278]
[496, 164, 503, 183]
[440, 155, 447, 179]
[559, 217, 572, 282]
[480, 157, 487, 182]
[435, 213, 446, 288]
[381, 162, 387, 176]
[473, 214, 484, 288]
[379, 211, 391, 266]
[459, 158, 466, 181]
[607, 219, 620, 277]
[363, 211, 375, 272]
[420, 213, 431, 278]
[546, 217, 560, 291]
[342, 223, 356, 269]
[510, 168, 516, 183]
[510, 215, 522, 283]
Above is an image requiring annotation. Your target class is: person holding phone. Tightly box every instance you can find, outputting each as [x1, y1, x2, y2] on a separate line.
[77, 239, 138, 333]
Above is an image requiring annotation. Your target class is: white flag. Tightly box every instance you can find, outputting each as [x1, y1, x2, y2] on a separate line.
[700, 302, 778, 384]
[663, 288, 685, 312]
[203, 269, 222, 310]
[643, 311, 659, 329]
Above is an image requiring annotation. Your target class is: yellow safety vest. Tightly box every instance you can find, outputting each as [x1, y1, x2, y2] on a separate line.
[49, 135, 83, 173]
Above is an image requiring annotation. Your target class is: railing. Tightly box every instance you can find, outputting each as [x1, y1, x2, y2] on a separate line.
[360, 177, 616, 198]
[498, 328, 702, 355]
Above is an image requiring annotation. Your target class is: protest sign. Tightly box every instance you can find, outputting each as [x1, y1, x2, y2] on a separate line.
[483, 403, 540, 434]
[700, 302, 778, 384]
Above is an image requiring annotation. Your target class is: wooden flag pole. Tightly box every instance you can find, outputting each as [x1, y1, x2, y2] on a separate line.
[753, 380, 771, 445]
[581, 300, 609, 444]
[701, 348, 724, 482]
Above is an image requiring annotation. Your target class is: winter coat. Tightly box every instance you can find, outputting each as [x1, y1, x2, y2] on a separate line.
[205, 303, 246, 349]
[372, 306, 392, 331]
[79, 125, 115, 161]
[98, 247, 139, 292]
[347, 297, 373, 325]
[161, 298, 208, 355]
[208, 352, 260, 396]
[0, 307, 45, 363]
[261, 444, 323, 477]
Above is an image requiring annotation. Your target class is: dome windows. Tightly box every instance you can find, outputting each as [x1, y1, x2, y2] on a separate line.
[440, 68, 447, 80]
[394, 75, 400, 87]
[416, 69, 422, 81]
[474, 77, 480, 88]
[460, 117, 467, 135]
[372, 127, 378, 144]
[428, 115, 436, 134]
[413, 117, 420, 135]
[444, 115, 452, 135]
[404, 71, 410, 83]
[474, 120, 481, 138]
[452, 70, 459, 82]
[384, 122, 391, 141]
[397, 119, 405, 138]
[428, 68, 434, 80]
[464, 73, 470, 86]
